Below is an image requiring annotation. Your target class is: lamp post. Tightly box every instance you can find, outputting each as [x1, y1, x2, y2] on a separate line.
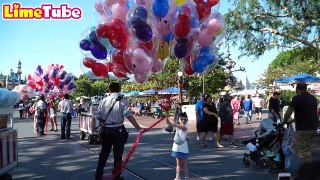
[177, 71, 184, 104]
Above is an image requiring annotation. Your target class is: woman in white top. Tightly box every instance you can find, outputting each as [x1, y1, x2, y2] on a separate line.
[166, 111, 189, 180]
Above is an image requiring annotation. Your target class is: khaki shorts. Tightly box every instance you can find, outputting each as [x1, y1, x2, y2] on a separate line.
[294, 130, 317, 159]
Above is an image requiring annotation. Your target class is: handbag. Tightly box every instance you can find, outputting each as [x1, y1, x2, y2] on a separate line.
[173, 131, 186, 145]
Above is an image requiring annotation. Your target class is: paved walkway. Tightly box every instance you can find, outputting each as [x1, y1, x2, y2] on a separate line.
[7, 110, 320, 180]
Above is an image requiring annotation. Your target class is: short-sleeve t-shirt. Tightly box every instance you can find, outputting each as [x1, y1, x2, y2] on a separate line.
[268, 97, 280, 116]
[243, 99, 253, 111]
[289, 92, 318, 131]
[219, 103, 233, 123]
[195, 100, 204, 121]
[202, 103, 218, 121]
[231, 99, 241, 110]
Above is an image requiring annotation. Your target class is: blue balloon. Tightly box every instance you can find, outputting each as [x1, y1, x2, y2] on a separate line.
[134, 6, 148, 22]
[67, 82, 77, 90]
[163, 33, 174, 42]
[64, 75, 72, 85]
[131, 16, 145, 26]
[90, 43, 108, 59]
[152, 0, 169, 18]
[174, 42, 188, 59]
[192, 56, 208, 73]
[36, 65, 43, 76]
[80, 39, 92, 51]
[200, 46, 211, 55]
[59, 71, 67, 80]
[89, 31, 99, 44]
[133, 22, 153, 42]
[206, 55, 215, 65]
[52, 67, 59, 78]
[58, 82, 65, 89]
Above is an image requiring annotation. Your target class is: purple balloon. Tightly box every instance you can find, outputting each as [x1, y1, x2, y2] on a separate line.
[67, 82, 77, 90]
[59, 71, 67, 80]
[64, 75, 72, 85]
[44, 88, 50, 94]
[90, 43, 108, 60]
[80, 39, 92, 51]
[52, 67, 59, 78]
[43, 74, 50, 84]
[133, 22, 153, 42]
[174, 42, 188, 59]
[36, 65, 43, 76]
[48, 83, 54, 90]
[58, 82, 65, 89]
[89, 31, 99, 44]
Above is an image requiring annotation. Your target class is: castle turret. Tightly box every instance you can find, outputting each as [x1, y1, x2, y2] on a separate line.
[16, 60, 22, 80]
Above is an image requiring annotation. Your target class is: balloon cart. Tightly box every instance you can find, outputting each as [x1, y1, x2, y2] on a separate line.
[0, 107, 18, 180]
[79, 111, 101, 145]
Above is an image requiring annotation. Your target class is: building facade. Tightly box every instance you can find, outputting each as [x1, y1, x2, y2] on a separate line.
[0, 60, 26, 89]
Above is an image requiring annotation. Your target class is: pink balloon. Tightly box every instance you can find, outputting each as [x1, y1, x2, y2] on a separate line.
[133, 48, 148, 63]
[206, 18, 222, 33]
[156, 18, 171, 36]
[123, 44, 136, 73]
[134, 74, 148, 84]
[104, 0, 117, 7]
[151, 57, 164, 73]
[111, 3, 128, 22]
[95, 1, 105, 15]
[32, 73, 42, 82]
[132, 48, 151, 74]
[198, 30, 215, 46]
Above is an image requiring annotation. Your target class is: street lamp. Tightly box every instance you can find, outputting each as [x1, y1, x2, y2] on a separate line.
[177, 71, 184, 104]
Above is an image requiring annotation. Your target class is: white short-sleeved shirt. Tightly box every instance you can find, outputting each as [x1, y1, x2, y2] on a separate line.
[253, 97, 263, 108]
[172, 124, 189, 153]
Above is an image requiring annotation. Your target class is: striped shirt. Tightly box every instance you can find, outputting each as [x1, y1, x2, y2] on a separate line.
[96, 93, 132, 127]
[58, 99, 73, 113]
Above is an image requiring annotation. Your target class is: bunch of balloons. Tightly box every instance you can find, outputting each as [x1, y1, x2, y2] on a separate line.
[27, 64, 77, 98]
[79, 0, 225, 83]
[12, 85, 36, 100]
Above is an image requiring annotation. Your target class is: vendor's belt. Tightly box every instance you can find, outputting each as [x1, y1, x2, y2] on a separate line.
[104, 124, 123, 128]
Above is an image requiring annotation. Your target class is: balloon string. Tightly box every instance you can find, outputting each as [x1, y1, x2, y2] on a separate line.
[45, 114, 48, 133]
[112, 116, 166, 179]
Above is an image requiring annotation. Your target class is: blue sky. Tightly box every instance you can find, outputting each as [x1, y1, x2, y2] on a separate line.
[0, 0, 279, 84]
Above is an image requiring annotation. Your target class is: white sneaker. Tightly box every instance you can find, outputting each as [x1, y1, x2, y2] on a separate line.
[196, 136, 200, 141]
[206, 137, 214, 142]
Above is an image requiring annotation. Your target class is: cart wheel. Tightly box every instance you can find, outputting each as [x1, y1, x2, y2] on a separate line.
[88, 134, 94, 144]
[80, 131, 86, 140]
[259, 157, 272, 172]
[243, 153, 250, 167]
[1, 173, 12, 180]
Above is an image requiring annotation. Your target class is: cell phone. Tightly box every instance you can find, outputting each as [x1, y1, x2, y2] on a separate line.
[278, 172, 291, 180]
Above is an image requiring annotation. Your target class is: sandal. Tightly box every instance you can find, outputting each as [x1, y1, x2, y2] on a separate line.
[216, 145, 225, 148]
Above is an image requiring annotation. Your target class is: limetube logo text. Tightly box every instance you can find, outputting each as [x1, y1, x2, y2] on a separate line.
[2, 2, 82, 20]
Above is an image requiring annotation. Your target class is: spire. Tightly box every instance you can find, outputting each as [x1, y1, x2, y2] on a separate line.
[244, 75, 251, 90]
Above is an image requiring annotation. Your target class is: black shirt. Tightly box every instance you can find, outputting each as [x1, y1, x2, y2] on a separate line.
[219, 102, 233, 123]
[203, 103, 218, 121]
[289, 92, 318, 131]
[268, 97, 280, 116]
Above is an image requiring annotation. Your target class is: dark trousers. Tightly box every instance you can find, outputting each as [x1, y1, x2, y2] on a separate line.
[61, 113, 72, 139]
[37, 117, 46, 135]
[95, 126, 128, 180]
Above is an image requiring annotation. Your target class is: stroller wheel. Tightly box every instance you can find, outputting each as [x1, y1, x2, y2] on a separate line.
[243, 153, 250, 167]
[259, 157, 272, 172]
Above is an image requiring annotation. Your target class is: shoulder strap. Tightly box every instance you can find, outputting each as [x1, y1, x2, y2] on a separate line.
[103, 96, 123, 121]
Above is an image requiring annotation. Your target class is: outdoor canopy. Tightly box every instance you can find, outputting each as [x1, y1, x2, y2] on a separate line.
[158, 87, 187, 95]
[274, 73, 320, 83]
[139, 89, 157, 96]
[124, 91, 140, 97]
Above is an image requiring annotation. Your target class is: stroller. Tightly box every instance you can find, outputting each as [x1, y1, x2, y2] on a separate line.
[242, 118, 286, 172]
[153, 106, 162, 118]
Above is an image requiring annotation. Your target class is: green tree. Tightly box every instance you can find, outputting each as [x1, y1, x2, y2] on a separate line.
[225, 0, 320, 58]
[71, 78, 93, 99]
[259, 47, 320, 86]
[91, 80, 109, 96]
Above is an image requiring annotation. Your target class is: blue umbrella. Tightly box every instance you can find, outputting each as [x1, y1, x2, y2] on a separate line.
[140, 89, 157, 95]
[124, 91, 140, 97]
[158, 87, 187, 95]
[274, 73, 320, 83]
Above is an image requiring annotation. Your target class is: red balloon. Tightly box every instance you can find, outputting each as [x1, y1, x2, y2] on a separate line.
[193, 0, 203, 4]
[83, 58, 96, 68]
[175, 22, 190, 38]
[207, 0, 219, 7]
[106, 62, 114, 72]
[138, 41, 154, 52]
[113, 62, 130, 74]
[161, 101, 171, 111]
[91, 63, 108, 77]
[112, 50, 124, 64]
[184, 56, 194, 75]
[96, 23, 111, 39]
[53, 77, 60, 86]
[36, 80, 44, 87]
[196, 3, 211, 20]
[113, 69, 126, 78]
[28, 81, 37, 89]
